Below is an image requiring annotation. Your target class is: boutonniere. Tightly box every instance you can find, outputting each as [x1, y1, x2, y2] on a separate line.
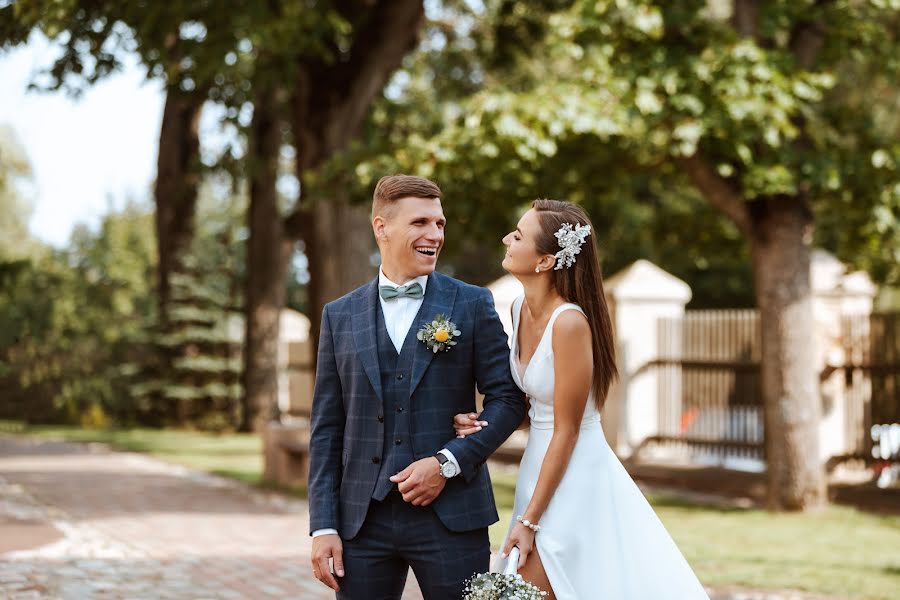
[417, 314, 461, 354]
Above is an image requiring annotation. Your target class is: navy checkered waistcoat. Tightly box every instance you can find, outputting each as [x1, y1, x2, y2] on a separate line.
[308, 271, 527, 540]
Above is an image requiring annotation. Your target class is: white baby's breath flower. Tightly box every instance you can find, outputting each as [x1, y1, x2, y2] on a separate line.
[462, 571, 548, 599]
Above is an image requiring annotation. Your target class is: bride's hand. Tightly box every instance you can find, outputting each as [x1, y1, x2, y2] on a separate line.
[502, 523, 534, 569]
[453, 412, 488, 438]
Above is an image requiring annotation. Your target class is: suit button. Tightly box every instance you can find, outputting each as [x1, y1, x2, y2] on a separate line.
[377, 415, 384, 423]
[397, 374, 404, 381]
[395, 439, 402, 445]
[396, 406, 404, 413]
[372, 456, 381, 464]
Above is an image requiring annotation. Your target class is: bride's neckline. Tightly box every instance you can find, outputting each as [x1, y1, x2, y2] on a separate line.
[514, 298, 572, 379]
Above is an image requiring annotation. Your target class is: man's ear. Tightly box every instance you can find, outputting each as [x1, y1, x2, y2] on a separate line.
[373, 215, 387, 242]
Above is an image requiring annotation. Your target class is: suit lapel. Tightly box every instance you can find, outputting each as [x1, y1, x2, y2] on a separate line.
[351, 278, 384, 404]
[409, 273, 458, 396]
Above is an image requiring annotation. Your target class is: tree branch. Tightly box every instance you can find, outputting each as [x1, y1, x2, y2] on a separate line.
[788, 0, 834, 70]
[282, 202, 309, 240]
[677, 153, 752, 237]
[732, 0, 761, 41]
[789, 22, 827, 70]
[327, 0, 424, 145]
[284, 0, 425, 239]
[300, 0, 424, 167]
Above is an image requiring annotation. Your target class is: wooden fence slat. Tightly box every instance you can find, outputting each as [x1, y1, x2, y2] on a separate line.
[645, 309, 900, 464]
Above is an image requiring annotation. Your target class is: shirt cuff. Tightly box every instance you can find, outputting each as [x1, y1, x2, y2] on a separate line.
[312, 528, 338, 538]
[438, 449, 462, 477]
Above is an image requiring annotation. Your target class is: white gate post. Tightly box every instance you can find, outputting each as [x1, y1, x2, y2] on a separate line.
[811, 250, 876, 463]
[604, 260, 692, 459]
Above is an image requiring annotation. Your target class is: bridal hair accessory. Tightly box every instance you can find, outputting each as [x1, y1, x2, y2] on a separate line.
[553, 222, 591, 270]
[516, 515, 541, 532]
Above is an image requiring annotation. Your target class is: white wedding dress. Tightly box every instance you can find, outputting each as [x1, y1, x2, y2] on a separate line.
[495, 296, 709, 599]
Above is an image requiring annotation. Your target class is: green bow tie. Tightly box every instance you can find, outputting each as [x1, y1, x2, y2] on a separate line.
[379, 282, 424, 301]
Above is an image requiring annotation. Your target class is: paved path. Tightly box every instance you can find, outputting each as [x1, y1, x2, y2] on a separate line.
[0, 436, 842, 600]
[0, 437, 424, 599]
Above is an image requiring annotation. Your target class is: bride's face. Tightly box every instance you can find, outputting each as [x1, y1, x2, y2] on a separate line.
[502, 209, 549, 275]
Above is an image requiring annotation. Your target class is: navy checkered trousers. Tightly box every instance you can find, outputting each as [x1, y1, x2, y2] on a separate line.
[308, 272, 526, 580]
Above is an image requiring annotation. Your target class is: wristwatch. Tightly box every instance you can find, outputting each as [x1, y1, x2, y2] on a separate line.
[434, 452, 459, 478]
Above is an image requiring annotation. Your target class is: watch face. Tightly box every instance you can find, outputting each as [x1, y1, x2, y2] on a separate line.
[441, 462, 457, 478]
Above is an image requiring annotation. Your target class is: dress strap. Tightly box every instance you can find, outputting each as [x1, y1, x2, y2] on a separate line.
[511, 295, 525, 332]
[548, 303, 586, 326]
[536, 303, 586, 356]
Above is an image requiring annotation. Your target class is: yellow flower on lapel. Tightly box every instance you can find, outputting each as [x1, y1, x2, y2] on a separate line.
[417, 314, 461, 353]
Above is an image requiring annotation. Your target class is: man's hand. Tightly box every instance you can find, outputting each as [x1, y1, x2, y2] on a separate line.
[311, 533, 344, 592]
[390, 457, 447, 506]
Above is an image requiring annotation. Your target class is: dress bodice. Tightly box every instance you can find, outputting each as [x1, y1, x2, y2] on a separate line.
[510, 295, 601, 430]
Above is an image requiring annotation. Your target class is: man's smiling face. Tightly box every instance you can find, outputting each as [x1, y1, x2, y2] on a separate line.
[374, 196, 446, 282]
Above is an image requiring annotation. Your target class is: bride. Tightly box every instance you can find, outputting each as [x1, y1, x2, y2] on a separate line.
[454, 200, 709, 599]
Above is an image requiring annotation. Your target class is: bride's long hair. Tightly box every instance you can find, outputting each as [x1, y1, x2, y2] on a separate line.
[532, 199, 618, 409]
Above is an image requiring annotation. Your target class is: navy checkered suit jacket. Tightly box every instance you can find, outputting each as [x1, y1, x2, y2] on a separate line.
[308, 271, 526, 540]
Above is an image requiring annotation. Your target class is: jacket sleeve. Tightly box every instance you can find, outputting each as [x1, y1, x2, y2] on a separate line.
[307, 304, 345, 533]
[443, 288, 526, 481]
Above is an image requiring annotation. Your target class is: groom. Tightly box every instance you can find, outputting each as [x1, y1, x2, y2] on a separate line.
[308, 175, 526, 599]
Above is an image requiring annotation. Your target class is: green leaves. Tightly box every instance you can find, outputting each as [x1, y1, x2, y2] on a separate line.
[325, 0, 900, 296]
[0, 202, 156, 424]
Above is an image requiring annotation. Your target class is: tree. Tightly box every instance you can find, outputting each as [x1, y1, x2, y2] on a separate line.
[0, 5, 234, 426]
[133, 178, 248, 429]
[239, 0, 427, 431]
[0, 202, 157, 425]
[0, 125, 34, 260]
[318, 1, 765, 316]
[283, 0, 427, 332]
[587, 0, 897, 511]
[373, 0, 899, 510]
[242, 78, 291, 432]
[2, 1, 430, 431]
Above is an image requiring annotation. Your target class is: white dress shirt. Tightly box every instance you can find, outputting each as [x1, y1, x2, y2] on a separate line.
[311, 268, 461, 538]
[378, 268, 430, 354]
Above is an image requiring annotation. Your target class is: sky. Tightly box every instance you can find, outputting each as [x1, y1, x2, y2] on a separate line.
[1, 33, 165, 247]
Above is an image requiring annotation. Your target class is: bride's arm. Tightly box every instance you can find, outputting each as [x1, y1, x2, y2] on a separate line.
[518, 310, 592, 529]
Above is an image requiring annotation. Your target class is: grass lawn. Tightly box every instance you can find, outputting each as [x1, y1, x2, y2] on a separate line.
[3, 422, 898, 599]
[0, 420, 264, 486]
[651, 492, 900, 600]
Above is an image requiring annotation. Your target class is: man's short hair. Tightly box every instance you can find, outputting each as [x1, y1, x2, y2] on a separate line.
[372, 175, 442, 220]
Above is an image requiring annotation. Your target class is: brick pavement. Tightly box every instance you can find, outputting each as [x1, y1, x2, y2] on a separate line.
[0, 437, 421, 600]
[0, 436, 844, 600]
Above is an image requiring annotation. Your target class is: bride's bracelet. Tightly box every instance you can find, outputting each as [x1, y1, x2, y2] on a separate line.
[516, 515, 541, 532]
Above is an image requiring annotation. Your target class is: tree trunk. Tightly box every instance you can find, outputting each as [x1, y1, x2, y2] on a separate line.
[280, 0, 424, 358]
[240, 87, 292, 433]
[749, 197, 826, 511]
[305, 187, 377, 345]
[154, 89, 203, 326]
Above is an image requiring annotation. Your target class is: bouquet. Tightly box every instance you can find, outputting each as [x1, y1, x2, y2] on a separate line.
[462, 547, 547, 599]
